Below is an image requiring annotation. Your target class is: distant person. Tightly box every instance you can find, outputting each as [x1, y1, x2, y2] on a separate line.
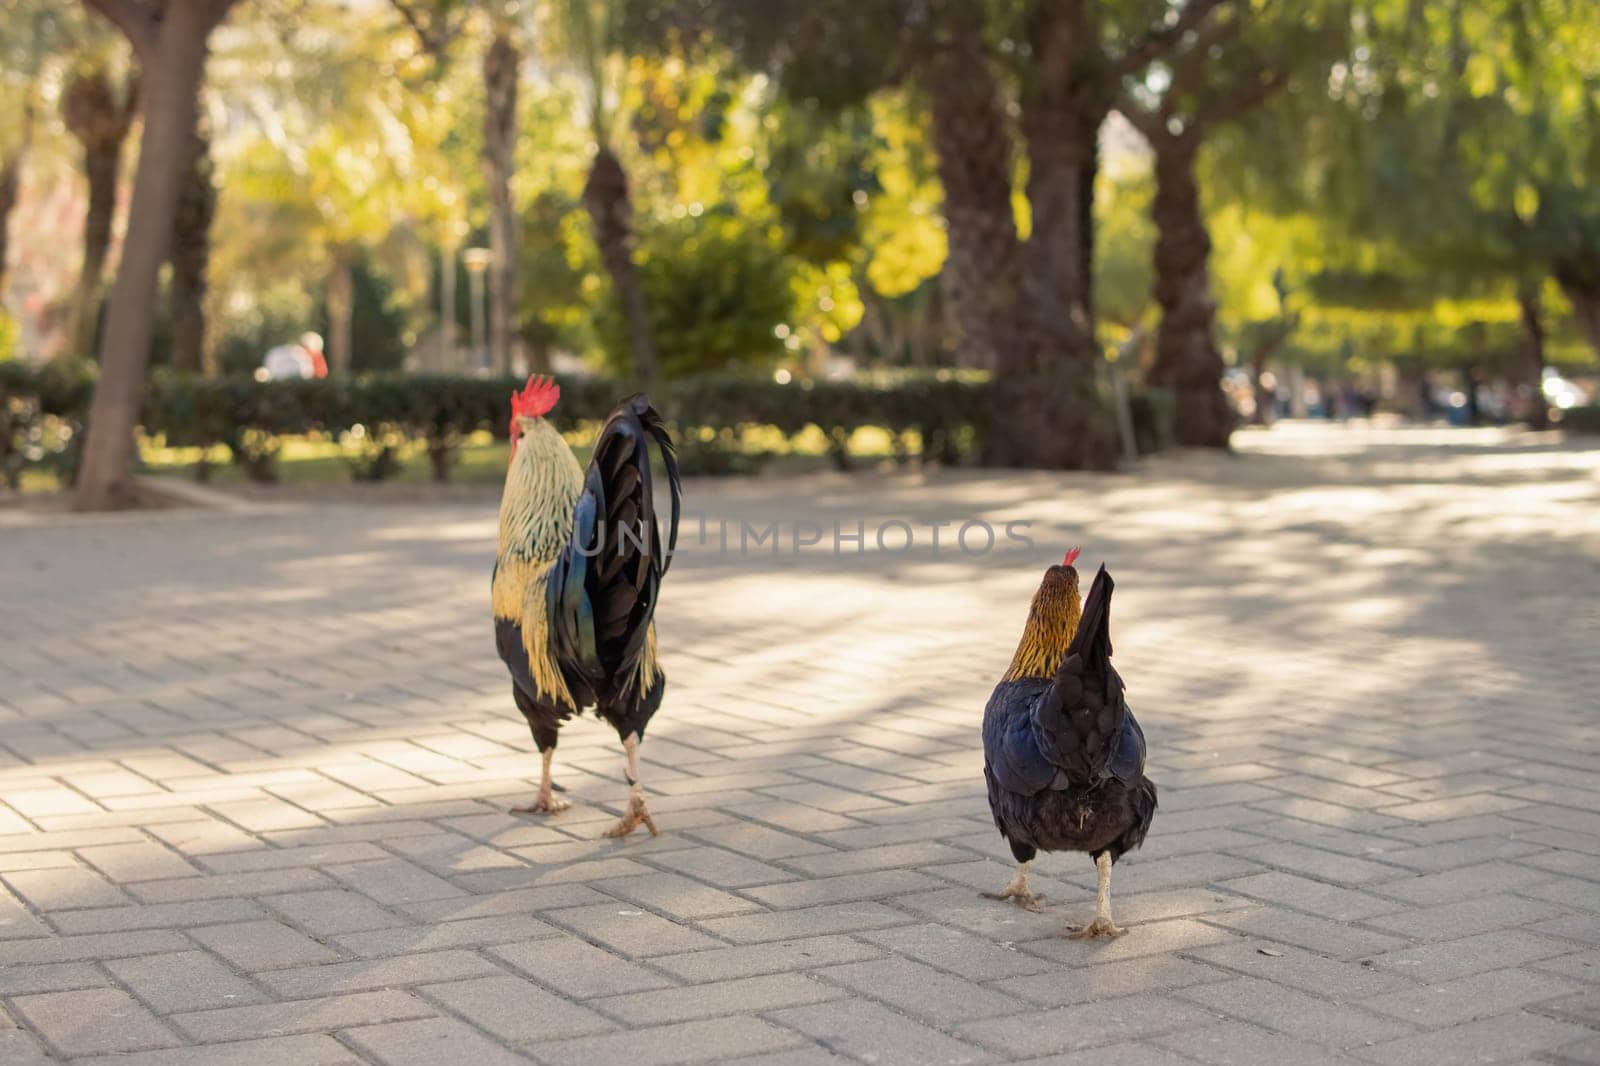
[258, 332, 329, 381]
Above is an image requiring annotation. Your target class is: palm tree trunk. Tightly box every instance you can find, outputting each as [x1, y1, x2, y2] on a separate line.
[62, 67, 139, 363]
[1518, 281, 1547, 430]
[1147, 136, 1233, 448]
[583, 144, 656, 387]
[927, 29, 1112, 469]
[326, 247, 354, 376]
[75, 2, 221, 512]
[168, 122, 215, 375]
[482, 28, 520, 377]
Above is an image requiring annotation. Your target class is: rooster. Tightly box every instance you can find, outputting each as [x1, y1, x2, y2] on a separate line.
[982, 548, 1157, 937]
[492, 376, 681, 838]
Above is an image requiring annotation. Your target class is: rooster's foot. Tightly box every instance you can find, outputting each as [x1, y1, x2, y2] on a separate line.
[982, 886, 1045, 911]
[512, 792, 571, 815]
[603, 794, 658, 839]
[1066, 916, 1125, 939]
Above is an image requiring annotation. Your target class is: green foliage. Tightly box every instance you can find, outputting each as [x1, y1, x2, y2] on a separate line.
[598, 210, 796, 379]
[310, 255, 411, 373]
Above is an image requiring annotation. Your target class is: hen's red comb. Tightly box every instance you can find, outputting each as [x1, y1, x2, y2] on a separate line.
[1063, 546, 1081, 567]
[510, 374, 560, 420]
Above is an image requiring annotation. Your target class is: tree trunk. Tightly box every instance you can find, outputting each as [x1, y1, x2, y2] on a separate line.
[583, 144, 656, 387]
[1553, 255, 1600, 361]
[75, 5, 217, 512]
[1020, 0, 1101, 353]
[1518, 282, 1547, 430]
[168, 121, 215, 375]
[482, 28, 519, 377]
[326, 248, 354, 376]
[62, 67, 139, 363]
[1147, 136, 1233, 448]
[0, 148, 23, 299]
[926, 27, 1113, 469]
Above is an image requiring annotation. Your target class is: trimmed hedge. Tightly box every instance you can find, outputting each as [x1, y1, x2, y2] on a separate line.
[1, 366, 999, 486]
[0, 364, 1183, 488]
[1558, 405, 1600, 436]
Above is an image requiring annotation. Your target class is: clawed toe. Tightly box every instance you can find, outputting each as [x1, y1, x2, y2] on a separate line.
[603, 797, 658, 839]
[512, 794, 572, 815]
[982, 889, 1045, 912]
[1066, 918, 1125, 939]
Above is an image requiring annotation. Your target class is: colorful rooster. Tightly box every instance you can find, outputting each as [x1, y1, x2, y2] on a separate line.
[492, 376, 681, 837]
[982, 549, 1157, 936]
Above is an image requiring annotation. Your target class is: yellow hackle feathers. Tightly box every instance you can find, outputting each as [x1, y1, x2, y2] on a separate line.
[1002, 576, 1084, 681]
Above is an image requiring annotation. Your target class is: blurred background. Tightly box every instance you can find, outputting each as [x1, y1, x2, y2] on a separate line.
[1, 0, 1597, 502]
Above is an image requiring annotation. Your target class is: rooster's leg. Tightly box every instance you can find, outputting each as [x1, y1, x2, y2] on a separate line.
[602, 732, 657, 838]
[982, 861, 1045, 911]
[512, 747, 571, 815]
[1067, 852, 1125, 938]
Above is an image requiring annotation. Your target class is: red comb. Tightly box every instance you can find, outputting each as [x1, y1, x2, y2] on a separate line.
[1063, 546, 1081, 566]
[510, 374, 560, 420]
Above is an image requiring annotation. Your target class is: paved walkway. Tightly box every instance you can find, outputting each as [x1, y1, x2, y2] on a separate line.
[2, 422, 1599, 1066]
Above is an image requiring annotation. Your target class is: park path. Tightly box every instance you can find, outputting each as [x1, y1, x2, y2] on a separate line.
[2, 422, 1599, 1065]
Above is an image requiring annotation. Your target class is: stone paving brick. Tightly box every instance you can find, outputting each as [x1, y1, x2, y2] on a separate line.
[1362, 968, 1586, 1027]
[697, 901, 914, 943]
[130, 867, 332, 903]
[545, 901, 722, 957]
[0, 1029, 54, 1066]
[490, 935, 674, 998]
[0, 960, 108, 995]
[105, 949, 270, 1013]
[1350, 1011, 1593, 1064]
[1365, 929, 1578, 983]
[1185, 939, 1416, 999]
[1148, 1018, 1372, 1066]
[769, 999, 992, 1066]
[1217, 871, 1406, 922]
[1177, 975, 1418, 1048]
[341, 1016, 533, 1066]
[9, 987, 180, 1056]
[536, 1016, 809, 1066]
[420, 974, 613, 1042]
[171, 990, 435, 1042]
[1364, 893, 1564, 940]
[857, 922, 1056, 981]
[595, 870, 763, 919]
[3, 865, 131, 908]
[0, 928, 191, 966]
[594, 972, 843, 1025]
[814, 956, 1025, 1023]
[994, 955, 1226, 1007]
[743, 870, 943, 909]
[957, 993, 1217, 1058]
[263, 888, 409, 936]
[1203, 905, 1407, 959]
[78, 841, 201, 882]
[187, 918, 341, 970]
[650, 934, 884, 982]
[255, 949, 502, 998]
[71, 1033, 363, 1066]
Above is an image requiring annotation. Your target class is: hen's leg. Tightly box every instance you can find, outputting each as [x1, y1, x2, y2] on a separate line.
[983, 861, 1045, 911]
[602, 732, 657, 838]
[1067, 852, 1125, 938]
[511, 714, 570, 815]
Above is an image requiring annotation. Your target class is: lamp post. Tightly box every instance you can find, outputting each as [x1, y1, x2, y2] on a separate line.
[463, 246, 492, 373]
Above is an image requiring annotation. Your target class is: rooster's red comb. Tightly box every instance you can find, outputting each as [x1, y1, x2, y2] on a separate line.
[510, 374, 560, 420]
[1063, 546, 1081, 567]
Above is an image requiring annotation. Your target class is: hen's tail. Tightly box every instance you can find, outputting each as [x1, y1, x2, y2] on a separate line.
[547, 395, 681, 704]
[1031, 565, 1128, 785]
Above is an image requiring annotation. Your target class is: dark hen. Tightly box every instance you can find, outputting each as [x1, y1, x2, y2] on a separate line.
[982, 562, 1157, 937]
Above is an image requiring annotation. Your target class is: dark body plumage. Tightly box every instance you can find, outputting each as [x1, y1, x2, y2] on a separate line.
[493, 393, 680, 758]
[983, 567, 1157, 872]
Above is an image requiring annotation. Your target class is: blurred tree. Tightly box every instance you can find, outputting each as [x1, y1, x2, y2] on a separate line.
[167, 118, 215, 374]
[75, 0, 240, 510]
[0, 0, 71, 297]
[1117, 3, 1337, 447]
[60, 54, 139, 362]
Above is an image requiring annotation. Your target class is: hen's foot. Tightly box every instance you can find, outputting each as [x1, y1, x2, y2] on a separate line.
[1066, 916, 1125, 939]
[603, 794, 658, 838]
[512, 792, 571, 815]
[982, 885, 1045, 911]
